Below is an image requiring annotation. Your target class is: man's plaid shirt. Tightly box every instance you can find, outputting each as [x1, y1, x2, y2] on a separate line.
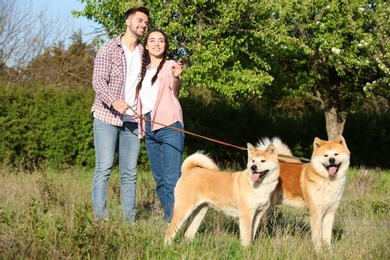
[91, 34, 143, 126]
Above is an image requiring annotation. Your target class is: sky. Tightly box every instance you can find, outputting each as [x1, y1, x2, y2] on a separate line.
[34, 0, 101, 43]
[4, 0, 102, 67]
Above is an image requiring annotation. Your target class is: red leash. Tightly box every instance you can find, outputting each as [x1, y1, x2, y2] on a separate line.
[125, 107, 309, 163]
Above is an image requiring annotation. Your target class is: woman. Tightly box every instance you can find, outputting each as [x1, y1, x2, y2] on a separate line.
[136, 29, 184, 222]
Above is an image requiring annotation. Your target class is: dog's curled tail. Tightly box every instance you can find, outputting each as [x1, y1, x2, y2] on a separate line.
[181, 152, 219, 173]
[257, 137, 301, 164]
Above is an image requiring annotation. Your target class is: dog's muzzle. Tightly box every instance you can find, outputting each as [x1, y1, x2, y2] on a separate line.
[324, 158, 340, 176]
[251, 165, 269, 182]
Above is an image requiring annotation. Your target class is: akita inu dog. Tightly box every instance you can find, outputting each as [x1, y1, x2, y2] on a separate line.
[257, 136, 350, 250]
[165, 143, 280, 247]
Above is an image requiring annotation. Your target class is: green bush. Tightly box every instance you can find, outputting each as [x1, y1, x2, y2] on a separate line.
[1, 84, 390, 170]
[0, 84, 95, 170]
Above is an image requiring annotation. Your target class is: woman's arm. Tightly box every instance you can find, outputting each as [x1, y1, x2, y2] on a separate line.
[171, 58, 183, 93]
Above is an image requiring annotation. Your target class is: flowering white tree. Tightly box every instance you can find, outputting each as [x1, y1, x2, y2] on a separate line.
[257, 0, 390, 139]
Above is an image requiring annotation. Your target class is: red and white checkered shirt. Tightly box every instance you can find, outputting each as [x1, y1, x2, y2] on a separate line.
[91, 34, 143, 126]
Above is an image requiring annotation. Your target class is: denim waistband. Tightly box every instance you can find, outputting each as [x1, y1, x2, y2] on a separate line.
[144, 112, 151, 119]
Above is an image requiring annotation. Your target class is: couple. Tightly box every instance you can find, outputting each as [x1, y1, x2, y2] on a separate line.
[91, 7, 184, 223]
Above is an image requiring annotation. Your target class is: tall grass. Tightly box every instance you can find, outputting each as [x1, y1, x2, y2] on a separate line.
[1, 167, 389, 259]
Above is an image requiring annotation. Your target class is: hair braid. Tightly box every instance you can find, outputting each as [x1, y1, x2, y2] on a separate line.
[136, 28, 169, 96]
[136, 49, 150, 96]
[151, 58, 166, 86]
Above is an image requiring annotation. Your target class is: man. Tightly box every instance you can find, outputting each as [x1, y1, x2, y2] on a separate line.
[91, 6, 149, 221]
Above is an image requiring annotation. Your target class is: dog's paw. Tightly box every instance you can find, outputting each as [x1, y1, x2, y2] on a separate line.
[164, 236, 172, 246]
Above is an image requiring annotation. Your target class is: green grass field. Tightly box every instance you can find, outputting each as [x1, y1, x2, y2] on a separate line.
[1, 166, 389, 259]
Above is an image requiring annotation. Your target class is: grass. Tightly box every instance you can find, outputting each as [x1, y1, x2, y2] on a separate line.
[1, 166, 389, 259]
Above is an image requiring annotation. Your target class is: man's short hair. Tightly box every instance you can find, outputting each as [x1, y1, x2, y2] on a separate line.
[125, 6, 150, 20]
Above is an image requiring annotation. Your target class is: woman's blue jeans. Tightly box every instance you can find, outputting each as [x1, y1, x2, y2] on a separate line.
[144, 113, 184, 222]
[92, 118, 140, 221]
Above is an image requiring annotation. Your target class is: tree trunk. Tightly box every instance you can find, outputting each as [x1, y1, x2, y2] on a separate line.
[324, 107, 347, 140]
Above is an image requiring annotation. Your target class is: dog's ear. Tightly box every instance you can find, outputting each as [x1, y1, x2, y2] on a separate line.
[313, 137, 324, 151]
[247, 143, 255, 156]
[267, 143, 277, 156]
[335, 135, 349, 151]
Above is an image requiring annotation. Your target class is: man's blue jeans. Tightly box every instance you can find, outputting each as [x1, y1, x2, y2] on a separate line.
[92, 118, 140, 221]
[144, 113, 184, 222]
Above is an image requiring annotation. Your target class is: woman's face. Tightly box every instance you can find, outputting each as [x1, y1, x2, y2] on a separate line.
[145, 31, 166, 58]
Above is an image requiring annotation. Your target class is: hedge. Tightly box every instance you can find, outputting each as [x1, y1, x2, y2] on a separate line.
[1, 84, 389, 171]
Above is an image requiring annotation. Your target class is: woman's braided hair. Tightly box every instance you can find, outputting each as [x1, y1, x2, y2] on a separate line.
[136, 28, 169, 96]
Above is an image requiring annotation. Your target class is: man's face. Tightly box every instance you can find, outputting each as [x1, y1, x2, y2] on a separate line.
[126, 11, 149, 38]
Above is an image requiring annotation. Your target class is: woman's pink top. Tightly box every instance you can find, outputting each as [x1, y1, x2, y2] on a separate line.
[137, 60, 183, 138]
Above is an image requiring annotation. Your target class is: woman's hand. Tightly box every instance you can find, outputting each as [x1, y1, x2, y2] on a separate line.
[171, 58, 183, 78]
[171, 59, 183, 93]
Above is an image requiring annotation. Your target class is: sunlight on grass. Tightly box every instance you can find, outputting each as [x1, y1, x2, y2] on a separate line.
[1, 167, 389, 259]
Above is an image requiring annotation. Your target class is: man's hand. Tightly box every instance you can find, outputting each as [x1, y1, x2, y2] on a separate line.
[112, 100, 130, 114]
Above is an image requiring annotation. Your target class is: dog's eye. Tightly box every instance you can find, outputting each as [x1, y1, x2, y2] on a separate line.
[261, 160, 266, 163]
[334, 153, 338, 156]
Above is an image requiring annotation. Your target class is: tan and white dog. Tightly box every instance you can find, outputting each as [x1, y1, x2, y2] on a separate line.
[165, 143, 280, 247]
[257, 136, 350, 250]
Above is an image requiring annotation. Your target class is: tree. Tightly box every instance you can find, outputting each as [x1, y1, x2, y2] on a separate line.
[23, 31, 96, 89]
[0, 0, 76, 84]
[72, 0, 139, 39]
[74, 0, 274, 105]
[0, 0, 67, 68]
[257, 0, 390, 139]
[75, 0, 390, 139]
